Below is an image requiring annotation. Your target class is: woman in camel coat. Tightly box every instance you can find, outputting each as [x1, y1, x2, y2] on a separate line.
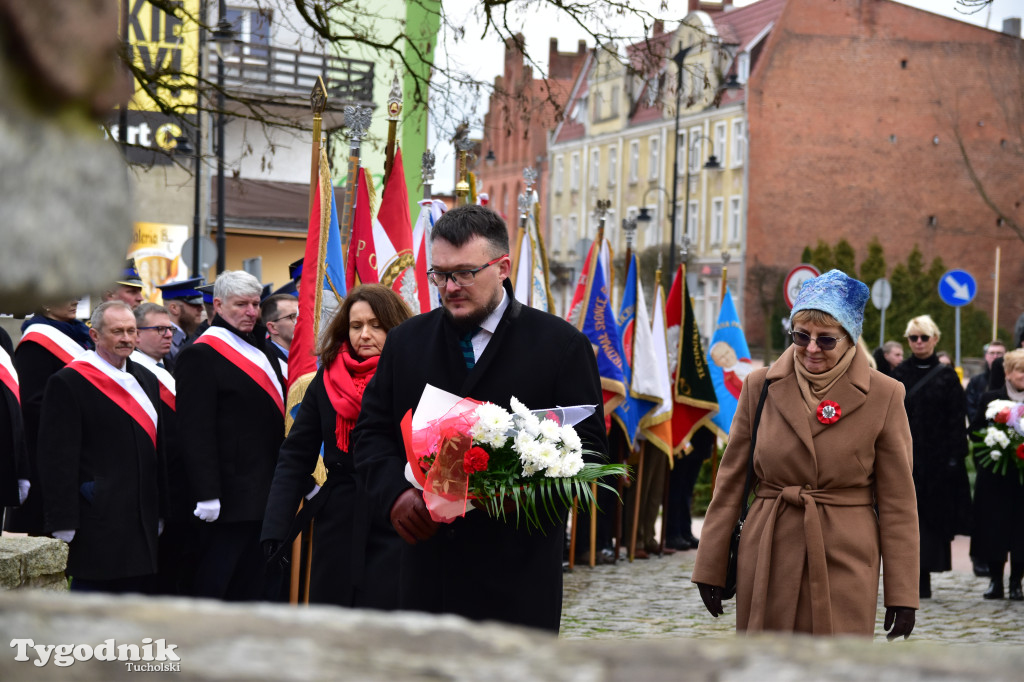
[692, 270, 919, 638]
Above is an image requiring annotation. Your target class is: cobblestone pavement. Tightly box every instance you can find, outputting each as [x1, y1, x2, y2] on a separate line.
[560, 535, 1024, 645]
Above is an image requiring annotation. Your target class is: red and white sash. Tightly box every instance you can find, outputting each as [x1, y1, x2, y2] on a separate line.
[18, 324, 87, 365]
[68, 351, 158, 447]
[131, 351, 176, 411]
[195, 326, 285, 415]
[0, 345, 19, 404]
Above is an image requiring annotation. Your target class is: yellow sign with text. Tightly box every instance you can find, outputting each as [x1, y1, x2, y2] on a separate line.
[122, 0, 200, 113]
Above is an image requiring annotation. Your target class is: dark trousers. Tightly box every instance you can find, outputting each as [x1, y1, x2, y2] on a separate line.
[71, 574, 156, 594]
[192, 520, 268, 601]
[666, 426, 714, 541]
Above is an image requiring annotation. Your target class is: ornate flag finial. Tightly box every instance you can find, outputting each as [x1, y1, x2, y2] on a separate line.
[421, 150, 435, 184]
[310, 77, 328, 116]
[523, 167, 538, 192]
[387, 73, 403, 121]
[344, 105, 372, 141]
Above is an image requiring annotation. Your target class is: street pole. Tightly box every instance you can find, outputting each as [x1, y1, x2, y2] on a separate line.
[668, 45, 691, 279]
[215, 0, 228, 274]
[192, 0, 206, 279]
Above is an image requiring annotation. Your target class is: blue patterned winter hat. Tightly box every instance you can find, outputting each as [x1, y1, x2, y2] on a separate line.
[790, 269, 869, 341]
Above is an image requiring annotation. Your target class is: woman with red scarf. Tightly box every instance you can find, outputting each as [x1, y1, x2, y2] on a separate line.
[261, 284, 411, 607]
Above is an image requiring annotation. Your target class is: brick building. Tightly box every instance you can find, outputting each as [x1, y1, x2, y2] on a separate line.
[479, 35, 588, 233]
[744, 0, 1024, 347]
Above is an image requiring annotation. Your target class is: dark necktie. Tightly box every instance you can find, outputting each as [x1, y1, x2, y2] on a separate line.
[459, 328, 479, 369]
[156, 361, 165, 369]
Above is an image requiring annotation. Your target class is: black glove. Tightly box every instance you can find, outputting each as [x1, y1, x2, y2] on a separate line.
[696, 582, 724, 617]
[884, 606, 915, 641]
[390, 488, 439, 545]
[262, 539, 283, 565]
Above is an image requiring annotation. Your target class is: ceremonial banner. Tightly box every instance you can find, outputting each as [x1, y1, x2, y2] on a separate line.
[708, 287, 751, 437]
[666, 266, 718, 453]
[612, 255, 660, 447]
[513, 191, 553, 312]
[411, 199, 446, 313]
[640, 281, 673, 458]
[347, 168, 379, 289]
[375, 149, 418, 311]
[573, 240, 626, 413]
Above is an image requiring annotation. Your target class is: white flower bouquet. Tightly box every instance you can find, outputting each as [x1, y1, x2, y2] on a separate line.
[974, 399, 1024, 482]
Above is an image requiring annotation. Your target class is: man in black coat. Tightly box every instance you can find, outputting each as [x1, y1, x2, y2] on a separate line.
[351, 204, 608, 632]
[38, 301, 165, 593]
[175, 270, 286, 601]
[0, 327, 28, 520]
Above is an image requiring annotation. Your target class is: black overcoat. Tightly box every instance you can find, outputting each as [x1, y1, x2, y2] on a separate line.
[37, 357, 166, 580]
[351, 282, 608, 632]
[262, 368, 402, 608]
[175, 317, 285, 522]
[894, 354, 970, 572]
[0, 329, 26, 507]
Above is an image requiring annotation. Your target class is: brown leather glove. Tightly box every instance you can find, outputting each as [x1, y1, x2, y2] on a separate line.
[884, 606, 915, 640]
[390, 488, 439, 545]
[696, 582, 724, 617]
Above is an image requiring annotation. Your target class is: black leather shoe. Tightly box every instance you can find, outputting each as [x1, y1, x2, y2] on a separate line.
[683, 534, 700, 549]
[665, 536, 693, 551]
[974, 561, 991, 578]
[984, 580, 1004, 599]
[1009, 582, 1023, 601]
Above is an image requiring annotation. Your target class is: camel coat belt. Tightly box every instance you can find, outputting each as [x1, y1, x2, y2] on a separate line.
[750, 483, 874, 634]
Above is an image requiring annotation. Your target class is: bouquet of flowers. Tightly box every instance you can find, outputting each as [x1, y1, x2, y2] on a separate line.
[402, 385, 626, 530]
[974, 399, 1024, 482]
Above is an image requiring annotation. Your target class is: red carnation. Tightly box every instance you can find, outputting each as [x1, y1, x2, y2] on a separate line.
[996, 408, 1012, 425]
[463, 446, 490, 474]
[816, 400, 842, 425]
[1016, 443, 1024, 460]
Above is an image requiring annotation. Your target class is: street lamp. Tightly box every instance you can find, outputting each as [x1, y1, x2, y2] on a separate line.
[210, 0, 238, 274]
[668, 43, 693, 279]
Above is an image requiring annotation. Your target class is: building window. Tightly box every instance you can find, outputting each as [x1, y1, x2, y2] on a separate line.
[590, 149, 600, 189]
[572, 95, 588, 124]
[570, 152, 581, 191]
[687, 200, 699, 245]
[737, 53, 750, 84]
[728, 196, 742, 244]
[676, 131, 686, 175]
[551, 216, 563, 254]
[568, 214, 579, 242]
[642, 206, 658, 247]
[731, 119, 745, 167]
[628, 140, 640, 184]
[711, 198, 724, 245]
[610, 85, 620, 117]
[649, 136, 660, 180]
[227, 7, 271, 59]
[608, 146, 618, 187]
[603, 209, 617, 244]
[690, 64, 705, 102]
[688, 127, 702, 172]
[554, 155, 564, 194]
[713, 122, 727, 164]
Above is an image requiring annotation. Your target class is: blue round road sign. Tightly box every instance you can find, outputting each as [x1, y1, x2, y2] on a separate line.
[938, 269, 977, 307]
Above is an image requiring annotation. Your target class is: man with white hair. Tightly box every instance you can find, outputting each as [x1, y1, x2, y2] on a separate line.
[38, 301, 165, 593]
[175, 270, 286, 600]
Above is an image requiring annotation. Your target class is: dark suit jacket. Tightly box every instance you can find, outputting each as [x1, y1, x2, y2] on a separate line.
[5, 330, 75, 533]
[0, 328, 26, 507]
[175, 317, 285, 523]
[38, 356, 166, 580]
[351, 280, 608, 631]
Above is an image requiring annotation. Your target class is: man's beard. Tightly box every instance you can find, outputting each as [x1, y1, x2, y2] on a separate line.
[443, 287, 502, 333]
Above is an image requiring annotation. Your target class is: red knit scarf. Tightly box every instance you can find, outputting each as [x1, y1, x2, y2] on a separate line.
[323, 343, 379, 452]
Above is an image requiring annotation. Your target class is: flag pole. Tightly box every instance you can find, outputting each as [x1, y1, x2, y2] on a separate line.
[710, 251, 731, 498]
[454, 125, 472, 207]
[383, 73, 402, 189]
[421, 151, 435, 202]
[510, 167, 537, 290]
[339, 105, 372, 264]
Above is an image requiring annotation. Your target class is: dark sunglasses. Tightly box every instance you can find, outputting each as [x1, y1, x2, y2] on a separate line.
[789, 330, 846, 351]
[907, 334, 931, 343]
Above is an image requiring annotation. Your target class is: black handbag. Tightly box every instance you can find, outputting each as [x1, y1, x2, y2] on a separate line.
[722, 377, 772, 600]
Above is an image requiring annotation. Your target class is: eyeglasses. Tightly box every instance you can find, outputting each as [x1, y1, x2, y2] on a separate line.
[270, 312, 298, 324]
[138, 325, 174, 336]
[426, 255, 505, 288]
[907, 334, 931, 343]
[789, 330, 847, 351]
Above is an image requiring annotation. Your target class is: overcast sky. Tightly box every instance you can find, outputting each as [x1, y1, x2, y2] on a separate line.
[429, 0, 1022, 193]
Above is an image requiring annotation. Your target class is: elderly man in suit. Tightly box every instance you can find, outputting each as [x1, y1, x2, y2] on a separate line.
[175, 270, 285, 601]
[39, 301, 165, 593]
[352, 204, 608, 632]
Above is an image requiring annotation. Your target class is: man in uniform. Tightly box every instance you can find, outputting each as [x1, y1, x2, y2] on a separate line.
[157, 277, 205, 368]
[352, 204, 608, 632]
[175, 270, 286, 601]
[39, 301, 165, 593]
[102, 260, 144, 310]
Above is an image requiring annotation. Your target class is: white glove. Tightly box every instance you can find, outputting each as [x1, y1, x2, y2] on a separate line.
[17, 479, 30, 505]
[158, 518, 165, 536]
[304, 484, 321, 501]
[193, 499, 221, 522]
[52, 530, 76, 543]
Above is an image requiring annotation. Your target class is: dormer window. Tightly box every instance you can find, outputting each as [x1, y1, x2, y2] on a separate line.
[737, 52, 750, 84]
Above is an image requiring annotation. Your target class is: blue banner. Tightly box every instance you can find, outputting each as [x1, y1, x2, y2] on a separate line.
[708, 287, 752, 436]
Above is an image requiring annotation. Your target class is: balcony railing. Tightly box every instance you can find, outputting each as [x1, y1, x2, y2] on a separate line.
[213, 42, 374, 105]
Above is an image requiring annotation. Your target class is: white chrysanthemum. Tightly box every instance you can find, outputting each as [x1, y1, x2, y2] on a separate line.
[518, 412, 541, 438]
[561, 450, 585, 476]
[471, 403, 513, 447]
[538, 419, 562, 442]
[534, 441, 560, 468]
[986, 400, 1017, 420]
[991, 450, 1003, 461]
[509, 395, 532, 419]
[516, 432, 542, 465]
[985, 427, 1011, 448]
[560, 424, 582, 451]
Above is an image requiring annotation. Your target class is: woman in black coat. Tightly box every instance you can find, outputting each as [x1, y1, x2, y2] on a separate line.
[893, 314, 970, 599]
[970, 349, 1024, 600]
[261, 285, 411, 607]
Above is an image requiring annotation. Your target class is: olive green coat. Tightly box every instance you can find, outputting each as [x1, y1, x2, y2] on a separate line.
[692, 347, 918, 635]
